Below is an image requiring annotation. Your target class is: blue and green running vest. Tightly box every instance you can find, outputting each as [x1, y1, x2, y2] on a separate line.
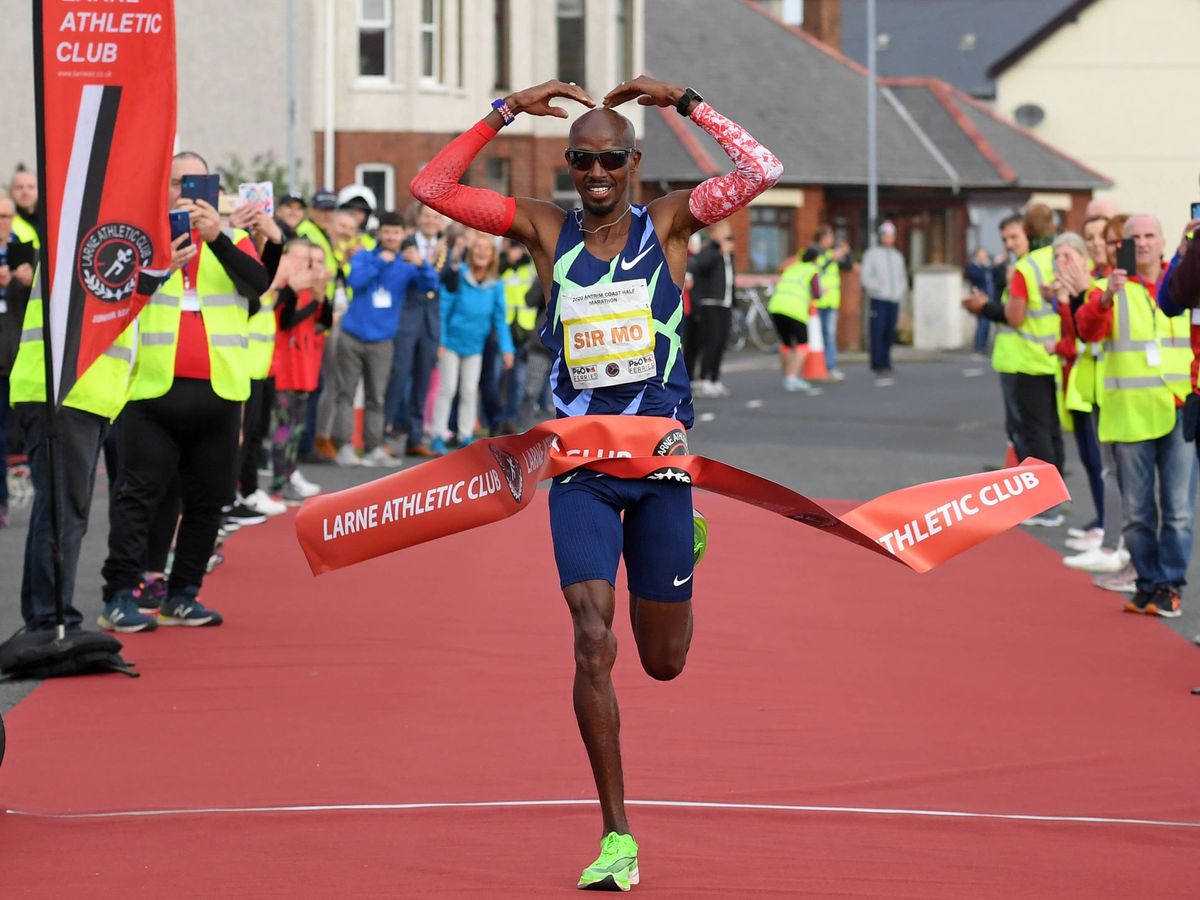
[543, 205, 694, 427]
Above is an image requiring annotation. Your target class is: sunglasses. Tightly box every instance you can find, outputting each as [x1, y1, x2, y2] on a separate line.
[564, 148, 634, 172]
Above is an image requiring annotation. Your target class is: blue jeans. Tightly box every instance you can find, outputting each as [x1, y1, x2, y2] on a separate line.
[972, 316, 991, 353]
[868, 298, 899, 372]
[1112, 410, 1199, 593]
[817, 307, 838, 372]
[20, 405, 108, 631]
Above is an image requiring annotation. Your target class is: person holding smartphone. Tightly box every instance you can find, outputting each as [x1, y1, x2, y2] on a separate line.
[98, 150, 270, 633]
[1074, 213, 1195, 618]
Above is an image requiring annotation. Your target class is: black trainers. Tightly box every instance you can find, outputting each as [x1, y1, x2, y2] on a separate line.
[1146, 587, 1182, 618]
[159, 587, 223, 627]
[134, 575, 168, 614]
[224, 502, 267, 526]
[1123, 589, 1155, 614]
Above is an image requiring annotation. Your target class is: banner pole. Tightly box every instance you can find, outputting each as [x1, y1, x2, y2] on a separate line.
[31, 0, 68, 640]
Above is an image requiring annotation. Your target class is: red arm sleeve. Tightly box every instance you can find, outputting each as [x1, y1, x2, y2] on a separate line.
[687, 103, 784, 225]
[1075, 288, 1115, 342]
[1009, 271, 1028, 301]
[1054, 300, 1077, 361]
[409, 121, 517, 236]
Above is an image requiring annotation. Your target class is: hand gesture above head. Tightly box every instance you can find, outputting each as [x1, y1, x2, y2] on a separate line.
[505, 80, 595, 118]
[603, 75, 686, 110]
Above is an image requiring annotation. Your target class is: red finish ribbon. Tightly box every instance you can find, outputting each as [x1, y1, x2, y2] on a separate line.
[295, 416, 1068, 576]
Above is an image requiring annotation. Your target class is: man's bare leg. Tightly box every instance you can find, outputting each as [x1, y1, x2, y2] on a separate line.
[565, 578, 629, 836]
[629, 593, 693, 681]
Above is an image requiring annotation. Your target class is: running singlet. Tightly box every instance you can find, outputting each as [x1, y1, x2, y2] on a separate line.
[542, 205, 694, 428]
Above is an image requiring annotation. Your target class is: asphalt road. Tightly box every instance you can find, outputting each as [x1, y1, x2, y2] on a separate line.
[2, 349, 1197, 712]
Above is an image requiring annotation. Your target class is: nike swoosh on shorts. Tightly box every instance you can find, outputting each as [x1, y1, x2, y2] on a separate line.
[673, 573, 693, 586]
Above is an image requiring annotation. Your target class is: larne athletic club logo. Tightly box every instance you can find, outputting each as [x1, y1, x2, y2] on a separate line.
[605, 362, 621, 378]
[78, 222, 153, 303]
[653, 428, 689, 456]
[489, 445, 524, 504]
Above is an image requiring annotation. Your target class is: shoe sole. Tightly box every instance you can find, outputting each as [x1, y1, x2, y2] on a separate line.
[1145, 604, 1182, 618]
[578, 865, 639, 891]
[158, 615, 221, 627]
[98, 616, 157, 633]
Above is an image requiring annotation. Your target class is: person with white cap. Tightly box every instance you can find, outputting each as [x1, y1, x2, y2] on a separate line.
[860, 220, 908, 385]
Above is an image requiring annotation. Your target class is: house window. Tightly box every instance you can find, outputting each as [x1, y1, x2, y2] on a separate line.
[553, 170, 578, 210]
[494, 0, 511, 90]
[420, 0, 441, 82]
[358, 0, 392, 79]
[355, 163, 395, 213]
[748, 206, 794, 273]
[557, 0, 586, 87]
[615, 0, 634, 83]
[485, 158, 511, 196]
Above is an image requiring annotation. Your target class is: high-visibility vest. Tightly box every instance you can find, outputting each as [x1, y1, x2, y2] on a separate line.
[296, 219, 336, 300]
[9, 269, 133, 420]
[1096, 279, 1192, 443]
[768, 260, 815, 323]
[246, 284, 277, 380]
[991, 246, 1059, 376]
[1064, 277, 1108, 414]
[813, 250, 841, 310]
[503, 261, 538, 331]
[131, 233, 252, 402]
[12, 213, 40, 250]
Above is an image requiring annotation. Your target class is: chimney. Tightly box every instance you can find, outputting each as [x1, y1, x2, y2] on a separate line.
[802, 0, 841, 51]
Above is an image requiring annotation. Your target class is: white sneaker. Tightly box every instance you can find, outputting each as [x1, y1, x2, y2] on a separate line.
[828, 368, 846, 382]
[335, 444, 361, 467]
[1093, 564, 1137, 593]
[1064, 546, 1129, 574]
[243, 489, 287, 517]
[1065, 532, 1103, 552]
[693, 380, 715, 398]
[290, 470, 321, 498]
[710, 381, 730, 397]
[360, 446, 402, 468]
[1023, 511, 1064, 527]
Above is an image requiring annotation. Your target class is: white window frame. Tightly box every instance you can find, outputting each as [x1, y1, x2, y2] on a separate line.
[355, 163, 395, 213]
[357, 0, 393, 82]
[419, 0, 441, 85]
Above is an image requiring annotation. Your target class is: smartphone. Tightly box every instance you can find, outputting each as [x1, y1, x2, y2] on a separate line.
[168, 209, 191, 246]
[239, 181, 274, 216]
[1115, 238, 1137, 274]
[1190, 201, 1200, 220]
[180, 173, 220, 209]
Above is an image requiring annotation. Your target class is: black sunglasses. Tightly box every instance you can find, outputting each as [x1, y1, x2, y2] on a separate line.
[564, 148, 634, 172]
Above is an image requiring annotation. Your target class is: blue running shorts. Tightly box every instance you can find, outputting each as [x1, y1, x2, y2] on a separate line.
[548, 471, 694, 601]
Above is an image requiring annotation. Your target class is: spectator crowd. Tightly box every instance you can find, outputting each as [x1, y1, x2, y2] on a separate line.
[1, 154, 1198, 640]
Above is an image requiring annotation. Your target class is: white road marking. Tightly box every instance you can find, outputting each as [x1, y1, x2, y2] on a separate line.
[745, 400, 764, 409]
[7, 799, 1199, 831]
[698, 412, 717, 423]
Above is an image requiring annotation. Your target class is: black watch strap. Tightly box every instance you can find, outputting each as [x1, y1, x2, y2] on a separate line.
[675, 87, 703, 117]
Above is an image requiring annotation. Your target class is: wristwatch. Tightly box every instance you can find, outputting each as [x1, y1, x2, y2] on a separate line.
[675, 87, 703, 117]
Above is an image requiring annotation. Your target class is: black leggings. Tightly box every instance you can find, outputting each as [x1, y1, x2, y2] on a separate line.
[696, 305, 732, 382]
[102, 378, 242, 599]
[1011, 373, 1064, 473]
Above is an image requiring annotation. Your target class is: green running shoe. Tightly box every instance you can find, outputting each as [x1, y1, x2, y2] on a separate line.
[578, 832, 639, 891]
[693, 508, 708, 567]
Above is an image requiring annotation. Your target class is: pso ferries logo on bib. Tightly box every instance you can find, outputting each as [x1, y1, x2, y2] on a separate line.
[489, 445, 524, 504]
[78, 223, 154, 303]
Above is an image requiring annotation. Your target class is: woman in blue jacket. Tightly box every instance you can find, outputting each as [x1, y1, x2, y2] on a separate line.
[430, 234, 513, 452]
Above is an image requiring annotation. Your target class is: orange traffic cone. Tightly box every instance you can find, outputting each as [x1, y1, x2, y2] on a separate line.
[1003, 443, 1019, 468]
[802, 305, 829, 382]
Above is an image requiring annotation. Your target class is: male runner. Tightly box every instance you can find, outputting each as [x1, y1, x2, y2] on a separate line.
[411, 76, 781, 891]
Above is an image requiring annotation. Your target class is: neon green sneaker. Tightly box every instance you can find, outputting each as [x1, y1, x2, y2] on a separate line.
[693, 508, 708, 567]
[578, 832, 639, 891]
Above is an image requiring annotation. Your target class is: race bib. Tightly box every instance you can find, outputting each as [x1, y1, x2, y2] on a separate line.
[1145, 342, 1161, 368]
[371, 288, 393, 309]
[560, 279, 656, 390]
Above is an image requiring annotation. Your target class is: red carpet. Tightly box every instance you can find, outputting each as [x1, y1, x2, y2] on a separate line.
[2, 492, 1198, 897]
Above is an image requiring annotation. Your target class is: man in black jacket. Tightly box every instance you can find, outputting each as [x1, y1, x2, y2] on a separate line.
[686, 220, 735, 397]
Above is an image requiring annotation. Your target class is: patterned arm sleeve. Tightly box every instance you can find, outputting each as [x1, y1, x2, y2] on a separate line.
[409, 121, 517, 236]
[687, 102, 784, 225]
